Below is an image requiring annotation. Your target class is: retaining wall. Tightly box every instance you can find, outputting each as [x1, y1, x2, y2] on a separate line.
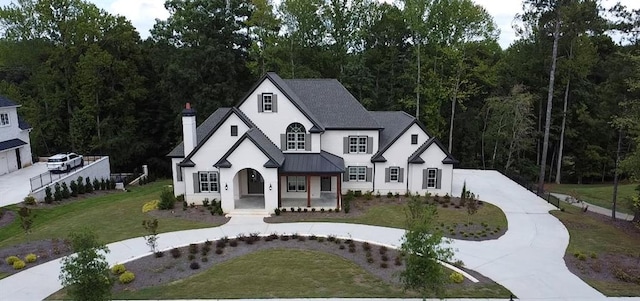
[31, 156, 111, 202]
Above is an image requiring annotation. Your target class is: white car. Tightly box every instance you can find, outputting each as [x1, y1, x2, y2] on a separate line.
[47, 153, 84, 173]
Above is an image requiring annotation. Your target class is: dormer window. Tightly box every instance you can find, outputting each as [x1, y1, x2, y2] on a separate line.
[286, 123, 306, 150]
[0, 112, 9, 126]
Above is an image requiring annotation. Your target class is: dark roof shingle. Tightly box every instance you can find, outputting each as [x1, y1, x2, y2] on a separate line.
[0, 139, 27, 152]
[0, 96, 18, 108]
[408, 137, 459, 165]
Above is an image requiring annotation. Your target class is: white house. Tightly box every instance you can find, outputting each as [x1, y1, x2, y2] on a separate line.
[0, 96, 33, 175]
[168, 73, 457, 214]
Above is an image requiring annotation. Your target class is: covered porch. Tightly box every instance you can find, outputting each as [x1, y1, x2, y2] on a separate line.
[278, 151, 344, 209]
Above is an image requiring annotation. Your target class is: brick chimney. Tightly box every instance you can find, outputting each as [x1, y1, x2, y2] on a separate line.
[182, 103, 197, 155]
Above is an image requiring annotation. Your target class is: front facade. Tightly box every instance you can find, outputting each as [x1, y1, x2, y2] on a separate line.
[0, 96, 33, 176]
[168, 73, 457, 214]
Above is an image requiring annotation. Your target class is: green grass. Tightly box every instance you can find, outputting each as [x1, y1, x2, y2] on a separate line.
[103, 248, 510, 299]
[547, 183, 638, 214]
[0, 181, 212, 248]
[551, 205, 640, 296]
[273, 202, 508, 231]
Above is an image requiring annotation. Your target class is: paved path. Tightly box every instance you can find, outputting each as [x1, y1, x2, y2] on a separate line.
[0, 163, 48, 207]
[550, 192, 634, 221]
[0, 169, 635, 301]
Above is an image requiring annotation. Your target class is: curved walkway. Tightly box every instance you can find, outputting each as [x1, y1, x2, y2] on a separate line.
[0, 169, 621, 301]
[550, 192, 634, 221]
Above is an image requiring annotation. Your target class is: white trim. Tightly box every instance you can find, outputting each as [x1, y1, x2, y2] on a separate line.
[262, 93, 273, 112]
[0, 112, 9, 127]
[348, 136, 367, 154]
[426, 168, 437, 189]
[389, 167, 399, 182]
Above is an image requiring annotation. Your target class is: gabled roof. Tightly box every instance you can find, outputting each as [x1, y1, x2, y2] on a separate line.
[0, 139, 27, 152]
[214, 128, 284, 168]
[168, 107, 255, 158]
[18, 116, 31, 130]
[281, 151, 345, 174]
[369, 111, 423, 162]
[235, 72, 325, 132]
[0, 96, 19, 108]
[283, 79, 381, 130]
[408, 137, 459, 165]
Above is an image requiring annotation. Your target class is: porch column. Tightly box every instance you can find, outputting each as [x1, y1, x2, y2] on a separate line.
[336, 173, 341, 209]
[307, 175, 311, 207]
[277, 175, 282, 208]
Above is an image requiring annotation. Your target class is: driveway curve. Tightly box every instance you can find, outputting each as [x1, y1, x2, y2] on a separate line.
[0, 169, 606, 300]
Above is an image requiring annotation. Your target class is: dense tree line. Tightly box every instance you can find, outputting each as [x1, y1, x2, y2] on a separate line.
[0, 0, 639, 184]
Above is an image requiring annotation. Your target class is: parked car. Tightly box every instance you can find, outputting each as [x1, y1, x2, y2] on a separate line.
[47, 153, 84, 173]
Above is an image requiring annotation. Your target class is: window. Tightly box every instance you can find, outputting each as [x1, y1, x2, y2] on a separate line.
[231, 125, 238, 136]
[426, 168, 437, 188]
[199, 172, 218, 192]
[262, 94, 273, 112]
[390, 167, 399, 182]
[0, 113, 9, 126]
[349, 136, 368, 153]
[287, 176, 306, 192]
[286, 123, 306, 150]
[176, 164, 183, 182]
[348, 166, 367, 182]
[411, 134, 418, 145]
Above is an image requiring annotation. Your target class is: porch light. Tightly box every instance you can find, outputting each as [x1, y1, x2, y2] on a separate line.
[225, 183, 228, 190]
[269, 184, 272, 191]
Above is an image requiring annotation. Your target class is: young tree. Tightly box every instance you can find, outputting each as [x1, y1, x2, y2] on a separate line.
[142, 219, 159, 255]
[59, 229, 112, 301]
[18, 206, 33, 235]
[400, 196, 453, 297]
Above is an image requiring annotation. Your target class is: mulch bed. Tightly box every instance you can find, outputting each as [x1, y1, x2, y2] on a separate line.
[147, 207, 230, 225]
[114, 235, 496, 294]
[0, 238, 73, 277]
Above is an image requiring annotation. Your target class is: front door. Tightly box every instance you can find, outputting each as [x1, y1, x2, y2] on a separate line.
[321, 176, 331, 192]
[247, 169, 264, 194]
[15, 149, 21, 169]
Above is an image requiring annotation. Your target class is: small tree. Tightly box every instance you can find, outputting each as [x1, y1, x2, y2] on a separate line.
[93, 178, 100, 191]
[466, 193, 478, 224]
[400, 196, 453, 298]
[459, 181, 467, 207]
[142, 219, 160, 255]
[59, 229, 112, 301]
[100, 178, 106, 190]
[18, 206, 33, 235]
[158, 188, 176, 210]
[54, 182, 62, 202]
[77, 176, 85, 194]
[61, 182, 71, 199]
[70, 180, 78, 197]
[44, 186, 53, 204]
[85, 177, 93, 193]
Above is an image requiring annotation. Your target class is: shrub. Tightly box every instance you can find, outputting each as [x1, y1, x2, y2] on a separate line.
[119, 271, 135, 284]
[69, 180, 78, 197]
[159, 187, 176, 210]
[229, 240, 238, 247]
[170, 248, 181, 258]
[578, 253, 587, 261]
[61, 182, 70, 199]
[84, 177, 93, 193]
[142, 200, 159, 213]
[216, 240, 226, 248]
[590, 252, 598, 259]
[348, 245, 356, 253]
[77, 176, 85, 194]
[395, 256, 402, 266]
[6, 255, 20, 265]
[23, 196, 36, 206]
[24, 253, 37, 263]
[44, 186, 53, 204]
[215, 248, 223, 255]
[309, 235, 317, 240]
[190, 261, 200, 270]
[367, 257, 374, 263]
[54, 183, 62, 202]
[274, 208, 281, 216]
[449, 272, 464, 284]
[93, 178, 100, 191]
[155, 251, 164, 258]
[379, 246, 388, 254]
[188, 254, 196, 261]
[394, 192, 400, 198]
[111, 264, 126, 275]
[339, 244, 345, 249]
[381, 254, 389, 262]
[364, 191, 373, 200]
[386, 191, 393, 198]
[100, 178, 106, 190]
[189, 243, 199, 254]
[362, 242, 371, 251]
[380, 262, 388, 268]
[201, 257, 208, 262]
[12, 259, 26, 270]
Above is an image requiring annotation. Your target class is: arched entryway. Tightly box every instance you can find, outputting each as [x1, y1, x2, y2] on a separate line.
[233, 168, 265, 209]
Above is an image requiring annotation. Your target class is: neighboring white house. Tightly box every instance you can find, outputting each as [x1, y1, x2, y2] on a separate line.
[168, 72, 457, 214]
[0, 96, 33, 176]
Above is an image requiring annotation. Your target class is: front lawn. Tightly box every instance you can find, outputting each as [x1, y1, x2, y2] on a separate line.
[0, 180, 213, 248]
[551, 205, 640, 296]
[547, 183, 638, 214]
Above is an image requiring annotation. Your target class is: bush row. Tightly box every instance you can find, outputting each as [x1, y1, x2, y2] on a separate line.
[38, 177, 117, 204]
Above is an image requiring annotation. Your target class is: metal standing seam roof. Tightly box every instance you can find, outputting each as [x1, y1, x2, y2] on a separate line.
[281, 151, 345, 174]
[0, 139, 27, 152]
[283, 79, 381, 130]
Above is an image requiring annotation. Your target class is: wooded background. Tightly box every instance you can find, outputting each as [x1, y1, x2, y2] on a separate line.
[0, 0, 639, 185]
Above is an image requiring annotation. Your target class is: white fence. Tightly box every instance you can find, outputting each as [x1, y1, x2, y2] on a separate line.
[30, 156, 111, 202]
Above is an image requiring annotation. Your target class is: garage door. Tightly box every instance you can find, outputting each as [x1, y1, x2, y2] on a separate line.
[0, 152, 8, 176]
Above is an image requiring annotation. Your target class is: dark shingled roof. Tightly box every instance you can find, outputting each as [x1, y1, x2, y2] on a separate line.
[0, 96, 18, 108]
[281, 151, 345, 174]
[284, 79, 380, 130]
[214, 128, 284, 168]
[168, 107, 255, 158]
[408, 137, 459, 165]
[18, 116, 31, 130]
[0, 139, 27, 152]
[369, 111, 417, 162]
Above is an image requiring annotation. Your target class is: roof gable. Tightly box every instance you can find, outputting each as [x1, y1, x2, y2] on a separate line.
[370, 111, 429, 162]
[214, 128, 284, 168]
[408, 137, 459, 165]
[0, 96, 19, 108]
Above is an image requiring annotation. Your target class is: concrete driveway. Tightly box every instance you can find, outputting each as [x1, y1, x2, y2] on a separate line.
[0, 162, 48, 207]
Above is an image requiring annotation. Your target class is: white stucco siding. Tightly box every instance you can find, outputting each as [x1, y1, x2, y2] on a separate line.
[218, 138, 278, 213]
[181, 165, 222, 206]
[373, 123, 429, 194]
[0, 107, 20, 142]
[18, 130, 33, 167]
[321, 130, 377, 193]
[171, 158, 186, 196]
[238, 79, 318, 152]
[407, 144, 453, 196]
[189, 113, 250, 165]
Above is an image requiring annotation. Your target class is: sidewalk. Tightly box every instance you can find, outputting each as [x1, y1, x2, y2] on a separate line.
[0, 169, 627, 301]
[550, 192, 634, 221]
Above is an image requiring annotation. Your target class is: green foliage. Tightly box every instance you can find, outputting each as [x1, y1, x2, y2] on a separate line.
[100, 179, 106, 190]
[111, 264, 126, 275]
[449, 272, 464, 284]
[12, 259, 25, 270]
[93, 178, 100, 191]
[23, 196, 36, 206]
[158, 188, 176, 210]
[142, 219, 159, 253]
[70, 180, 78, 197]
[5, 255, 20, 265]
[18, 206, 33, 235]
[118, 271, 135, 284]
[85, 177, 93, 193]
[77, 177, 85, 194]
[61, 182, 71, 199]
[59, 229, 112, 301]
[400, 196, 453, 298]
[45, 186, 53, 204]
[54, 182, 62, 202]
[25, 253, 37, 263]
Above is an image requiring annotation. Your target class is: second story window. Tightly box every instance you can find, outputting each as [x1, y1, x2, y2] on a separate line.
[0, 112, 9, 126]
[349, 136, 367, 153]
[262, 94, 273, 112]
[286, 123, 306, 150]
[411, 134, 418, 145]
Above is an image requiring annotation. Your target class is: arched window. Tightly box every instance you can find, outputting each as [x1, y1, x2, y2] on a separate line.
[286, 123, 306, 150]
